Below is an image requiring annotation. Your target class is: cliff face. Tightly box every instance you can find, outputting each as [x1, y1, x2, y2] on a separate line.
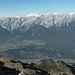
[0, 58, 75, 75]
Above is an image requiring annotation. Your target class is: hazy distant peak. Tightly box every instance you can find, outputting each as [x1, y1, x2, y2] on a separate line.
[53, 12, 58, 15]
[69, 12, 75, 15]
[27, 13, 41, 17]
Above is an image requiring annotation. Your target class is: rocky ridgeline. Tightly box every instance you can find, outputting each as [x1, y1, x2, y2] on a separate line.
[0, 13, 75, 32]
[0, 58, 75, 75]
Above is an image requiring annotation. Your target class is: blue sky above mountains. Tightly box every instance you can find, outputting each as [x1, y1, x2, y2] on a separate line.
[0, 0, 75, 16]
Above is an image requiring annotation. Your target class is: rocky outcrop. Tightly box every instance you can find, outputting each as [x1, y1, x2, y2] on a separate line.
[18, 71, 27, 75]
[0, 61, 19, 75]
[34, 59, 75, 75]
[0, 58, 75, 75]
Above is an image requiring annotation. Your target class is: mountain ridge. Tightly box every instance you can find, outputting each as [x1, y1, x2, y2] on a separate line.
[0, 13, 75, 32]
[0, 13, 75, 59]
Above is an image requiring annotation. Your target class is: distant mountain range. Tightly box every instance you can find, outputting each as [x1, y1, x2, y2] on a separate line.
[0, 13, 75, 59]
[0, 13, 75, 31]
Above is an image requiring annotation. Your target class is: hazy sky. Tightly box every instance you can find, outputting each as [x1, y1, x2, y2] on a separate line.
[0, 0, 75, 16]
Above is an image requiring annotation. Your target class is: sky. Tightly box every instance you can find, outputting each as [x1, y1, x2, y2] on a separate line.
[0, 0, 75, 16]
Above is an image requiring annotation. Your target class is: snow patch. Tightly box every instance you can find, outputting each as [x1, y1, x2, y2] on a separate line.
[27, 13, 41, 17]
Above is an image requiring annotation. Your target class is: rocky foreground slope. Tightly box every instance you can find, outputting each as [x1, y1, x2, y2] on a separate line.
[0, 58, 75, 75]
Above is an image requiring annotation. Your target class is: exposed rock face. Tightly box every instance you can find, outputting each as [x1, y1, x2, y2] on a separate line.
[18, 71, 26, 75]
[34, 59, 75, 75]
[0, 60, 19, 75]
[0, 58, 75, 75]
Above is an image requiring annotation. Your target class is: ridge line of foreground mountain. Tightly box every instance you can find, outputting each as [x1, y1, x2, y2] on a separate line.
[0, 58, 75, 75]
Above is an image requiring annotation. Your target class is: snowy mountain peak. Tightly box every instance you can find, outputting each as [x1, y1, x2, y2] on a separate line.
[27, 13, 41, 17]
[53, 12, 58, 15]
[69, 12, 75, 16]
[0, 13, 75, 32]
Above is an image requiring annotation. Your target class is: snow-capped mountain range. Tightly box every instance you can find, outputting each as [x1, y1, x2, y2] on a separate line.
[0, 13, 75, 32]
[0, 13, 75, 59]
